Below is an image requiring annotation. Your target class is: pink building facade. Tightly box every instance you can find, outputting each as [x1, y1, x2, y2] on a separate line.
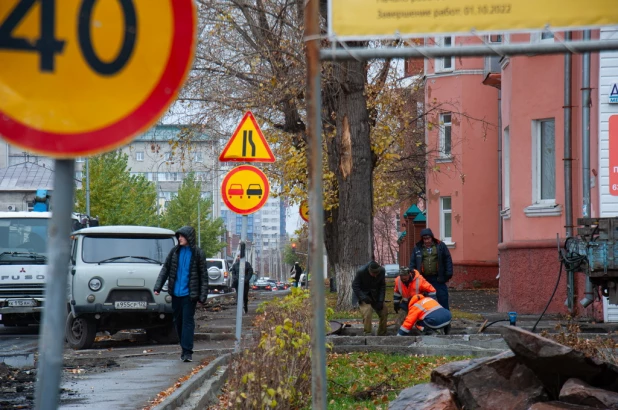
[423, 36, 500, 291]
[422, 30, 618, 320]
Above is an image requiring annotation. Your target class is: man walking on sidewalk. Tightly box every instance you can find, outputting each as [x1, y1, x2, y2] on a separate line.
[154, 226, 208, 362]
[352, 261, 388, 336]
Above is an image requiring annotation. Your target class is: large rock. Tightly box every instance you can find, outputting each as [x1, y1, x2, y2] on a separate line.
[500, 327, 618, 396]
[431, 356, 496, 392]
[528, 401, 604, 409]
[389, 383, 458, 410]
[559, 378, 618, 409]
[453, 351, 548, 409]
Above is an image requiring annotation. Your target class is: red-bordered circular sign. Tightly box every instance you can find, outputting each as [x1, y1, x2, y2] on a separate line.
[0, 0, 196, 158]
[221, 165, 270, 215]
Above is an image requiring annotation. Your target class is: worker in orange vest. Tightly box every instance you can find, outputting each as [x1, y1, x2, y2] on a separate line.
[393, 267, 436, 327]
[397, 294, 452, 336]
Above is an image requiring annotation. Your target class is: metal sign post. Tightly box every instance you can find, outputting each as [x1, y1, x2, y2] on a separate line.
[35, 160, 75, 410]
[306, 0, 327, 407]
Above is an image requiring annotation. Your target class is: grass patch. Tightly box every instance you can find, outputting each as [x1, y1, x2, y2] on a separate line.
[318, 352, 469, 409]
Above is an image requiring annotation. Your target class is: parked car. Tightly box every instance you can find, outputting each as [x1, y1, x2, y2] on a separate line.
[384, 264, 400, 278]
[65, 226, 177, 350]
[276, 281, 288, 290]
[252, 279, 273, 291]
[206, 258, 232, 293]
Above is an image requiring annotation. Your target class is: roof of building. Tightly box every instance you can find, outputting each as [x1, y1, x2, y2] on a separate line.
[404, 204, 422, 218]
[0, 162, 54, 191]
[413, 212, 426, 222]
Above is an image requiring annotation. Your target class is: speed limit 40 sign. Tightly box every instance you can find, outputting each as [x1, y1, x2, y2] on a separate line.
[0, 0, 196, 157]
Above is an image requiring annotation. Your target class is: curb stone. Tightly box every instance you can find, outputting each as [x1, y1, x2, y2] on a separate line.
[152, 354, 231, 410]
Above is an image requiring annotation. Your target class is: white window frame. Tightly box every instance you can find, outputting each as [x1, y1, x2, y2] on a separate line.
[75, 157, 85, 163]
[434, 36, 454, 73]
[194, 152, 203, 162]
[440, 197, 452, 244]
[525, 119, 562, 217]
[164, 152, 172, 161]
[502, 127, 511, 217]
[531, 31, 555, 43]
[136, 151, 144, 161]
[439, 112, 452, 158]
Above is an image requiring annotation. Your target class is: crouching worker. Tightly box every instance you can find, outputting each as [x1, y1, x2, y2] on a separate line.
[393, 267, 436, 327]
[397, 294, 451, 336]
[352, 261, 388, 336]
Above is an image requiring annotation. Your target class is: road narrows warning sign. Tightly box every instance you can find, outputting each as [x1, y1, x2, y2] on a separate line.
[219, 111, 275, 163]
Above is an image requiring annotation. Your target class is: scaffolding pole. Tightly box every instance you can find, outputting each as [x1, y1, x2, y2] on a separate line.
[320, 39, 618, 61]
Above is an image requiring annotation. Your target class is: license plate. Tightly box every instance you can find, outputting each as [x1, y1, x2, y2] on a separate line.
[114, 301, 147, 309]
[8, 299, 37, 307]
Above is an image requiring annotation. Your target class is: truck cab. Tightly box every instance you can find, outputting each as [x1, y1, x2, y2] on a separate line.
[0, 211, 50, 326]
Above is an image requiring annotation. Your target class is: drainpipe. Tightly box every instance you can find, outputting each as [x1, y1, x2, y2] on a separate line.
[498, 90, 503, 244]
[580, 30, 594, 308]
[564, 32, 575, 313]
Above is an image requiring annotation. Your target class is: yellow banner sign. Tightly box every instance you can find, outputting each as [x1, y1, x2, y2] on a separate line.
[329, 0, 618, 40]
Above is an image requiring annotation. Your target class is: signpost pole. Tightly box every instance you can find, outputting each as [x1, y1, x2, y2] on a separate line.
[234, 215, 248, 352]
[35, 159, 75, 410]
[305, 0, 327, 407]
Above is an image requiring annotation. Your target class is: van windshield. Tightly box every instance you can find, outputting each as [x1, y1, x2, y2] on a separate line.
[82, 236, 175, 263]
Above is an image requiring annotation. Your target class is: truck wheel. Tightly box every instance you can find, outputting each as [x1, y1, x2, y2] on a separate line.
[146, 323, 178, 344]
[65, 313, 97, 350]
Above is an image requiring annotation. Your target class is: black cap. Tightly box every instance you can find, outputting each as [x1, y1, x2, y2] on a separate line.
[368, 261, 381, 274]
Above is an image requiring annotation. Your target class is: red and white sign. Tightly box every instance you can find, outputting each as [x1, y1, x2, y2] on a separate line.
[610, 116, 618, 196]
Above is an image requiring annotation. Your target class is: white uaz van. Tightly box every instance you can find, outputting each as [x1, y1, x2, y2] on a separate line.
[66, 226, 177, 349]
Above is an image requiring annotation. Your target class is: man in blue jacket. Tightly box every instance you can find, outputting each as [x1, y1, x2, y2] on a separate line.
[154, 226, 208, 362]
[409, 228, 453, 311]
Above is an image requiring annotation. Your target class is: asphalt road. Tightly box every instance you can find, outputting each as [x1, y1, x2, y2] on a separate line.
[0, 290, 284, 409]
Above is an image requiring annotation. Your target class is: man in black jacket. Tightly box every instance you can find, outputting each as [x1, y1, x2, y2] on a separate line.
[290, 262, 302, 287]
[230, 256, 254, 314]
[409, 228, 453, 311]
[352, 261, 388, 336]
[154, 226, 208, 362]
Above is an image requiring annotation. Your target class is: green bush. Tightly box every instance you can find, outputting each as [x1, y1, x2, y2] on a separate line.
[227, 288, 332, 409]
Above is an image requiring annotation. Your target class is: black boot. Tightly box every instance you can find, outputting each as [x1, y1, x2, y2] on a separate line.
[243, 304, 248, 314]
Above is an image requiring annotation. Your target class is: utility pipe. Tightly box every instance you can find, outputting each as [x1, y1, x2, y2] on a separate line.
[497, 90, 503, 245]
[564, 32, 575, 314]
[580, 30, 594, 308]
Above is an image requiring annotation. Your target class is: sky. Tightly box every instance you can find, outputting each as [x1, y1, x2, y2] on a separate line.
[286, 203, 303, 236]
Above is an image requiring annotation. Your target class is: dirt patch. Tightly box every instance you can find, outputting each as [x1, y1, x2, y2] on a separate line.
[450, 288, 498, 314]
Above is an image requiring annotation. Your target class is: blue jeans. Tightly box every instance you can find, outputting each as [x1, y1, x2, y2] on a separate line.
[172, 296, 197, 355]
[425, 276, 450, 310]
[419, 308, 452, 330]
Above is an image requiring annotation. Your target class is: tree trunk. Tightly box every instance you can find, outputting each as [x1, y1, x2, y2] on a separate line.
[323, 54, 374, 310]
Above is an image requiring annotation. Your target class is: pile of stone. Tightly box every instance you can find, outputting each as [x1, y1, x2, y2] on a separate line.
[389, 326, 618, 409]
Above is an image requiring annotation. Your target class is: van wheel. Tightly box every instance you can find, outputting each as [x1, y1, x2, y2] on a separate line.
[147, 324, 178, 344]
[65, 313, 97, 350]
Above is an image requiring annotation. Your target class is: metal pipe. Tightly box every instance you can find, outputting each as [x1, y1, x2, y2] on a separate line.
[35, 159, 75, 410]
[580, 30, 594, 308]
[497, 90, 502, 245]
[234, 215, 247, 352]
[306, 0, 327, 407]
[320, 40, 618, 61]
[564, 32, 575, 314]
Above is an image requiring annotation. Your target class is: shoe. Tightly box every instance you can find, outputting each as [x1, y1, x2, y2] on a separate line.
[180, 354, 185, 361]
[243, 305, 248, 314]
[183, 354, 192, 362]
